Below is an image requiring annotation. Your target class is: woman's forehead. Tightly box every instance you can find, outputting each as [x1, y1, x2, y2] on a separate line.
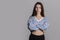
[36, 4, 41, 7]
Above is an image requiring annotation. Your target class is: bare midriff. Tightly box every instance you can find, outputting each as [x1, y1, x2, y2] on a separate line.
[32, 29, 44, 36]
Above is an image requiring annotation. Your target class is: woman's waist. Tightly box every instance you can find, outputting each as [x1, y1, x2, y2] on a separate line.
[31, 30, 44, 36]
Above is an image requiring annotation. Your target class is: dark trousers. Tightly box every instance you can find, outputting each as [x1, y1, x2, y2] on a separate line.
[29, 33, 45, 40]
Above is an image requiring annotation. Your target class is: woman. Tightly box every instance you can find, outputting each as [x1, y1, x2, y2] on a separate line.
[27, 2, 49, 40]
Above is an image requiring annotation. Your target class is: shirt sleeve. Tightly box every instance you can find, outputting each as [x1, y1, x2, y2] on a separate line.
[36, 18, 49, 31]
[28, 16, 39, 31]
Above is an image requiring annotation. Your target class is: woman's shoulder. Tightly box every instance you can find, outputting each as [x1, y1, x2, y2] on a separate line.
[29, 16, 34, 20]
[43, 17, 48, 21]
[28, 16, 35, 22]
[28, 16, 34, 23]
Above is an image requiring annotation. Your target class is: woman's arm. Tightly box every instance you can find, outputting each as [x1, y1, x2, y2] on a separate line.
[27, 16, 39, 31]
[36, 18, 49, 31]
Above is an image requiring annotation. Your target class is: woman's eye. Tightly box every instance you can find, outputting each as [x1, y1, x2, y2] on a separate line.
[36, 7, 41, 8]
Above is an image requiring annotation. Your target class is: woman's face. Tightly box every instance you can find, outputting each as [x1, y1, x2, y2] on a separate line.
[35, 4, 41, 13]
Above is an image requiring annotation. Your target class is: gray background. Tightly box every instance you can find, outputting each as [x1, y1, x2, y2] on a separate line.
[0, 0, 60, 40]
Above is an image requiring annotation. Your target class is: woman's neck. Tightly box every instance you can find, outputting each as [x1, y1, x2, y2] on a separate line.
[36, 13, 42, 18]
